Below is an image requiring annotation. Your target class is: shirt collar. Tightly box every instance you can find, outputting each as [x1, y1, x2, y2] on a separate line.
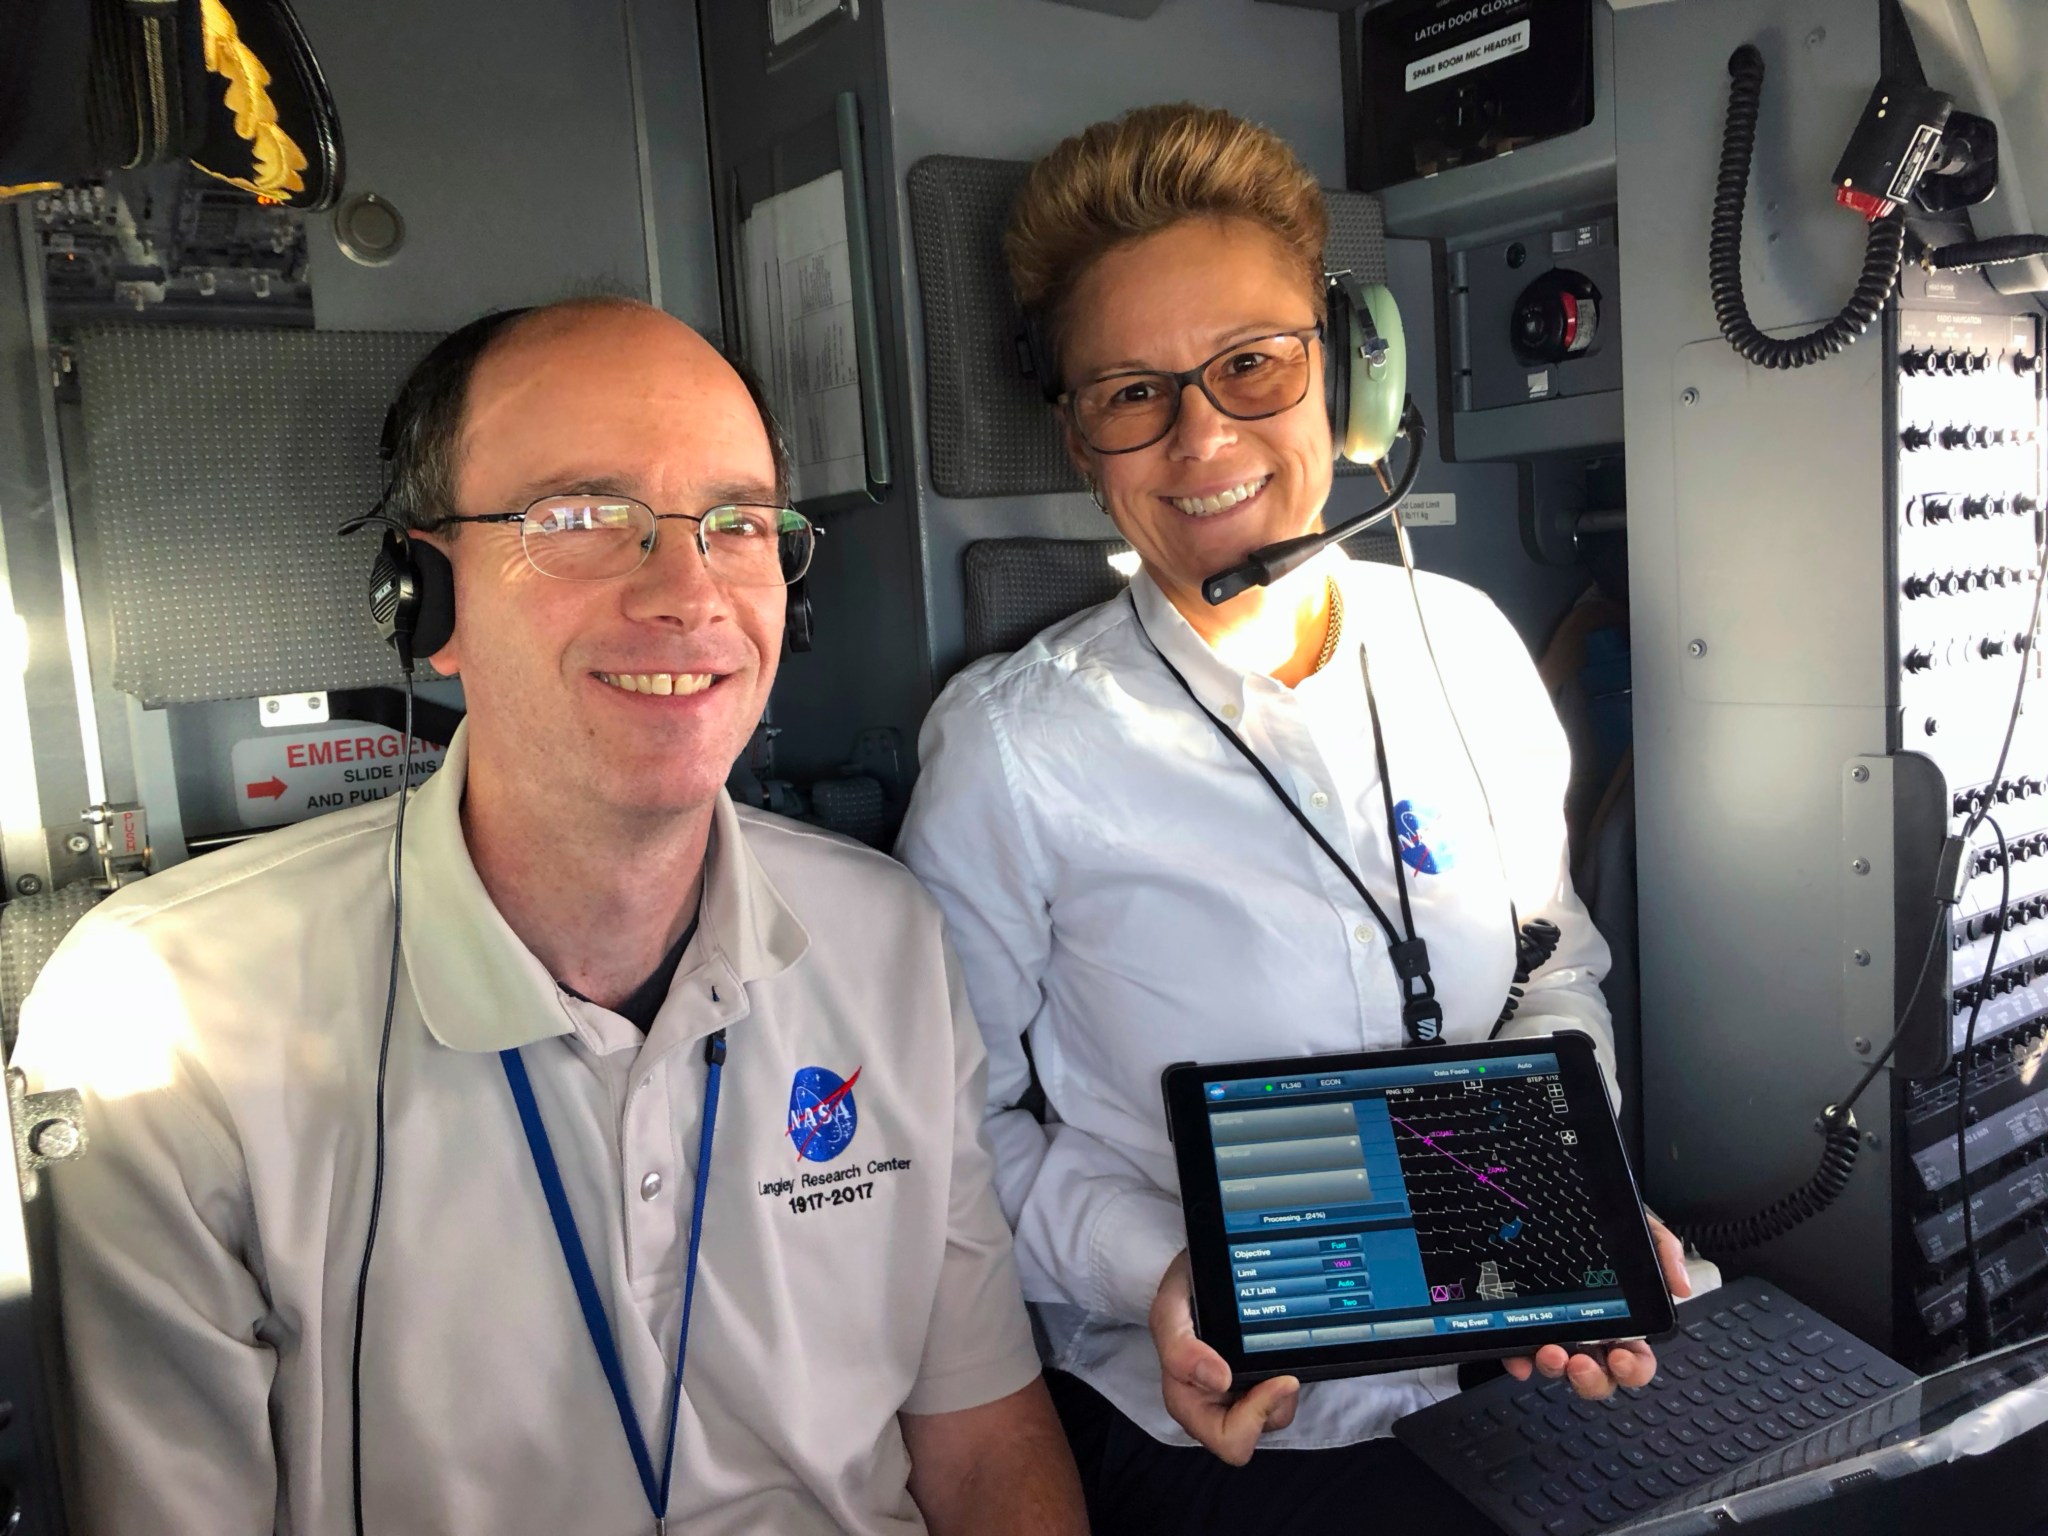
[1128, 549, 1354, 713]
[399, 723, 809, 1054]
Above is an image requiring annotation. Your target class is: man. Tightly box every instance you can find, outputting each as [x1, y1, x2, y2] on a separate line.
[15, 298, 1087, 1535]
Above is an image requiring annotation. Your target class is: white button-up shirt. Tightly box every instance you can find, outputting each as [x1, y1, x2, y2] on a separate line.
[896, 554, 1613, 1450]
[17, 724, 1039, 1535]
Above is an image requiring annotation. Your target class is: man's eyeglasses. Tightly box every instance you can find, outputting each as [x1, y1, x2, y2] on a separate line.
[428, 496, 817, 586]
[1063, 326, 1322, 455]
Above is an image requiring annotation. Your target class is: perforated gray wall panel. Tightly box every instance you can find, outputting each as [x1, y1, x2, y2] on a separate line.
[1, 884, 104, 1049]
[75, 327, 438, 708]
[962, 537, 1133, 661]
[907, 154, 1390, 500]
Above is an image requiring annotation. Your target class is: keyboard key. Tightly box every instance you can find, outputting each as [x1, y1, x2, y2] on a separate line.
[1727, 1365, 1757, 1388]
[1752, 1290, 1780, 1310]
[1671, 1424, 1704, 1447]
[1489, 1402, 1519, 1426]
[1571, 1400, 1601, 1422]
[1683, 1321, 1713, 1341]
[1559, 1434, 1592, 1462]
[1665, 1360, 1694, 1382]
[1547, 1409, 1577, 1433]
[1637, 1405, 1668, 1428]
[1735, 1428, 1769, 1453]
[1638, 1473, 1676, 1502]
[1769, 1343, 1801, 1366]
[1645, 1432, 1680, 1459]
[1594, 1453, 1630, 1482]
[1542, 1478, 1575, 1506]
[1655, 1392, 1688, 1417]
[1806, 1364, 1836, 1385]
[1732, 1302, 1758, 1320]
[1541, 1380, 1574, 1403]
[1532, 1445, 1570, 1473]
[1688, 1451, 1722, 1476]
[1784, 1373, 1818, 1395]
[1618, 1445, 1651, 1470]
[1756, 1416, 1791, 1441]
[1522, 1421, 1555, 1443]
[1761, 1382, 1793, 1404]
[1688, 1348, 1718, 1372]
[1716, 1404, 1747, 1426]
[1752, 1355, 1780, 1376]
[1731, 1330, 1763, 1353]
[1662, 1458, 1702, 1487]
[1802, 1396, 1836, 1421]
[1865, 1362, 1906, 1389]
[1571, 1467, 1605, 1493]
[1692, 1411, 1723, 1435]
[1780, 1407, 1815, 1432]
[1709, 1341, 1740, 1361]
[1584, 1494, 1626, 1526]
[1711, 1310, 1738, 1331]
[1611, 1484, 1652, 1512]
[1844, 1375, 1880, 1399]
[1790, 1329, 1835, 1357]
[1682, 1384, 1713, 1407]
[1738, 1390, 1770, 1414]
[1750, 1311, 1798, 1342]
[1711, 1439, 1747, 1465]
[1824, 1386, 1858, 1410]
[1587, 1427, 1619, 1450]
[1518, 1493, 1553, 1518]
[1489, 1462, 1541, 1493]
[1544, 1515, 1595, 1536]
[1704, 1371, 1737, 1396]
[1823, 1346, 1863, 1373]
[1513, 1389, 1545, 1413]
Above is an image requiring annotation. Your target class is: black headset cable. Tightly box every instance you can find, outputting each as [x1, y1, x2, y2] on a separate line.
[351, 679, 414, 1536]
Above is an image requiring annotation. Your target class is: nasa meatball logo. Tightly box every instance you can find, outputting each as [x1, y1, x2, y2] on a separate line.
[1394, 798, 1454, 875]
[786, 1065, 861, 1163]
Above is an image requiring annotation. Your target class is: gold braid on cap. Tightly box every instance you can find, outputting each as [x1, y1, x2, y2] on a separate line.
[196, 0, 309, 200]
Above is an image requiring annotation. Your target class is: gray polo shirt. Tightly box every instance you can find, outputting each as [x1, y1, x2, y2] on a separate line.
[16, 725, 1040, 1534]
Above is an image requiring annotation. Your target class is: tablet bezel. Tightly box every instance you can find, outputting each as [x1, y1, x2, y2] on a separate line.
[1163, 1031, 1675, 1384]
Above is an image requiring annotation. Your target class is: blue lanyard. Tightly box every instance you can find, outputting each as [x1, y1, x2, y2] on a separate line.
[499, 1029, 726, 1535]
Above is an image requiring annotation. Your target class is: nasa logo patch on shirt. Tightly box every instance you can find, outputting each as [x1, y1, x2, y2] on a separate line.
[1394, 799, 1455, 875]
[787, 1065, 861, 1162]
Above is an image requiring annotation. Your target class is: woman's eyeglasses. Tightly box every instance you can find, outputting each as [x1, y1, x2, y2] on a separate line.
[1063, 327, 1321, 455]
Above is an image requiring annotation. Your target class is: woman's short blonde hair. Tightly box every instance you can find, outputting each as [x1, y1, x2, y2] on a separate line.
[1004, 103, 1329, 380]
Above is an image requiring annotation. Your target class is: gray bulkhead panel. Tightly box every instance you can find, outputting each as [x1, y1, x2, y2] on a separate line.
[1614, 0, 1900, 1344]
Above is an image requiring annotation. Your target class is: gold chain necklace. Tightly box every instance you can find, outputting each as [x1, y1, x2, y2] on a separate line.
[1312, 577, 1344, 673]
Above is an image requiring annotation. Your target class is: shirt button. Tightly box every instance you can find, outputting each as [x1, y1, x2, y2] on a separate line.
[1310, 791, 1330, 809]
[1221, 703, 1240, 721]
[1354, 924, 1375, 945]
[640, 1172, 663, 1201]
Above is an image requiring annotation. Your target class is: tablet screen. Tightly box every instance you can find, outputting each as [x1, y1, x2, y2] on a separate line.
[1199, 1047, 1638, 1357]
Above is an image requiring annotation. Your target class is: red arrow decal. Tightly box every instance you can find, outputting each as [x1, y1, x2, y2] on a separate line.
[244, 777, 287, 801]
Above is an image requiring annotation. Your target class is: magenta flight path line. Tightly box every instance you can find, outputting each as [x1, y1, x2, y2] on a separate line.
[1388, 1114, 1531, 1211]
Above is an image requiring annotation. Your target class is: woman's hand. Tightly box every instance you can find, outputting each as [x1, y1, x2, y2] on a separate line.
[1148, 1250, 1299, 1464]
[1502, 1213, 1693, 1399]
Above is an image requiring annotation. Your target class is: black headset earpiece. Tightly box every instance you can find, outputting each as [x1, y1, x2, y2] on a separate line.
[341, 403, 455, 677]
[785, 577, 815, 654]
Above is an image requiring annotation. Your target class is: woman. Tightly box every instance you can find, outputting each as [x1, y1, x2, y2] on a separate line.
[896, 104, 1688, 1533]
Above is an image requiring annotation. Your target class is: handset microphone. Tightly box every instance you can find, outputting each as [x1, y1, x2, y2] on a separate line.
[1202, 400, 1428, 606]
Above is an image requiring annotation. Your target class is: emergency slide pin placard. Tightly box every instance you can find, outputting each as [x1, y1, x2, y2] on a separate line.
[230, 727, 447, 829]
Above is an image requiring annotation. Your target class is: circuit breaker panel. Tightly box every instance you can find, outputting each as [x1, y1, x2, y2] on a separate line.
[1892, 269, 2048, 1366]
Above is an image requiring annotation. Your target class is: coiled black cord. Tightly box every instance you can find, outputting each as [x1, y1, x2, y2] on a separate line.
[1710, 44, 1907, 370]
[1922, 233, 2048, 272]
[1670, 1106, 1864, 1254]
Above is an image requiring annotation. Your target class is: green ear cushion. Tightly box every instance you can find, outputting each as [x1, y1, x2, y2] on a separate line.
[1341, 283, 1406, 465]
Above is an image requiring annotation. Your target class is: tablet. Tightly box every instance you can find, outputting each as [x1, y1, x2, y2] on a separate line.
[1162, 1032, 1675, 1384]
